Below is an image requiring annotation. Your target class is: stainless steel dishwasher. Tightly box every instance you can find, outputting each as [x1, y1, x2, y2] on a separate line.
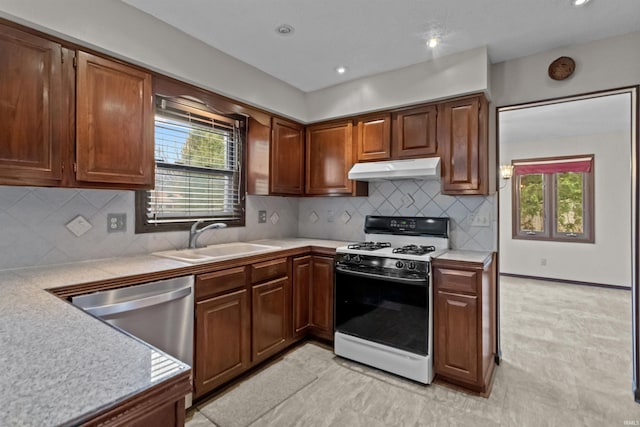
[71, 275, 194, 371]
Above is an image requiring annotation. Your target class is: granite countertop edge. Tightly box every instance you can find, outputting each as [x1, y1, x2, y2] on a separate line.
[0, 237, 347, 426]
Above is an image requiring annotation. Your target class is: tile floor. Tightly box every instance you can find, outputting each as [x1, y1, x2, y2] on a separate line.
[187, 276, 640, 426]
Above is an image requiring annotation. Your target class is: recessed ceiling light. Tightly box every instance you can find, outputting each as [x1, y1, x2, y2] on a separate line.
[275, 24, 294, 36]
[336, 66, 347, 74]
[427, 38, 438, 48]
[571, 0, 590, 6]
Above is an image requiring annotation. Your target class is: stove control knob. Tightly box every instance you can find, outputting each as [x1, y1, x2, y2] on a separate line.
[408, 261, 416, 270]
[342, 254, 351, 263]
[395, 261, 404, 269]
[353, 255, 362, 264]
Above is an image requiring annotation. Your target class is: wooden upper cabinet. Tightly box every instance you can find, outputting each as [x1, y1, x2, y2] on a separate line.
[0, 24, 67, 185]
[392, 104, 437, 159]
[76, 51, 154, 187]
[246, 117, 271, 196]
[438, 95, 488, 195]
[306, 120, 354, 195]
[271, 118, 305, 195]
[356, 113, 391, 162]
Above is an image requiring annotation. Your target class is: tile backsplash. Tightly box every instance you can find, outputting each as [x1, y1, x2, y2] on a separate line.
[298, 180, 497, 251]
[0, 181, 495, 270]
[0, 186, 298, 270]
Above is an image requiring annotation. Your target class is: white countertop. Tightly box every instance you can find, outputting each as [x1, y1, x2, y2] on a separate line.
[0, 237, 346, 426]
[434, 250, 494, 267]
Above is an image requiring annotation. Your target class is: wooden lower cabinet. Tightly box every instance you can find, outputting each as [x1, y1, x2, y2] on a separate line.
[292, 255, 334, 341]
[432, 254, 497, 395]
[252, 276, 291, 363]
[193, 253, 334, 400]
[435, 291, 479, 383]
[194, 288, 250, 398]
[309, 256, 334, 339]
[292, 256, 312, 337]
[83, 370, 190, 426]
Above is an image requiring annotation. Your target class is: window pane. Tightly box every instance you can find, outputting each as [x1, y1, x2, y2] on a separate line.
[556, 172, 584, 234]
[519, 174, 544, 233]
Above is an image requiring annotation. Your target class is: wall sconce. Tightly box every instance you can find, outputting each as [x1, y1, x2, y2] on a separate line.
[500, 164, 514, 180]
[499, 164, 514, 189]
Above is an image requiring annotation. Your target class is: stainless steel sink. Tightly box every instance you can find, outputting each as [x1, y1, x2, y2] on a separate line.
[152, 242, 281, 264]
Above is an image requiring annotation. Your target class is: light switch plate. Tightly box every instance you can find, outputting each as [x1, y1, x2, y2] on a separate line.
[66, 215, 92, 237]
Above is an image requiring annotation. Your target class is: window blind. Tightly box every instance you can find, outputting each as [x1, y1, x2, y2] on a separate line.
[145, 96, 244, 224]
[513, 156, 592, 176]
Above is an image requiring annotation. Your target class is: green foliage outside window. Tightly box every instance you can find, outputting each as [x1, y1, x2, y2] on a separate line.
[519, 174, 544, 232]
[181, 127, 227, 169]
[556, 172, 583, 233]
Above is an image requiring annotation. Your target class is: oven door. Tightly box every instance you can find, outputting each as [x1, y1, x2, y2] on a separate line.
[334, 266, 429, 356]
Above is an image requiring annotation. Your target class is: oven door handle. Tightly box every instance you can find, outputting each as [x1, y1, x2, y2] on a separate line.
[335, 267, 428, 286]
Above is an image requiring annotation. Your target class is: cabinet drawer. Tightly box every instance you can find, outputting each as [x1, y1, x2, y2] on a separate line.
[434, 267, 478, 295]
[251, 258, 288, 283]
[196, 266, 247, 300]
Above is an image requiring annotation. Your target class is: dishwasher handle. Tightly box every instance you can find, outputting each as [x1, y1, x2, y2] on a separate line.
[81, 286, 192, 317]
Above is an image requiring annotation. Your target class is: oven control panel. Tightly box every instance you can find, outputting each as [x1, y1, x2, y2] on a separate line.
[335, 253, 429, 276]
[389, 218, 416, 231]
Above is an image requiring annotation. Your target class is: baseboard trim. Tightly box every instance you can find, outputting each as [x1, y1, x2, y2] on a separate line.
[500, 272, 630, 291]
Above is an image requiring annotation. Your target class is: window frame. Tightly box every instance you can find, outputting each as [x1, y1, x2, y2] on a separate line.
[512, 154, 594, 243]
[135, 77, 246, 234]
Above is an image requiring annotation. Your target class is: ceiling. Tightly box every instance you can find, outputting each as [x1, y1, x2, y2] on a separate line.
[499, 92, 632, 145]
[122, 0, 640, 92]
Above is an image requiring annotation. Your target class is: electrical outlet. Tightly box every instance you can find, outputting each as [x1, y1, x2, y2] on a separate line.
[540, 258, 547, 266]
[327, 210, 335, 223]
[258, 210, 267, 223]
[107, 213, 126, 233]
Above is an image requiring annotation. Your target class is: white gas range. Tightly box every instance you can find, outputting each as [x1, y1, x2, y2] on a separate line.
[334, 215, 450, 384]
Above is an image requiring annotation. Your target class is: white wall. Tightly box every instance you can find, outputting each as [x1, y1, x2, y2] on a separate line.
[500, 132, 631, 287]
[0, 0, 307, 121]
[492, 31, 640, 287]
[305, 47, 490, 122]
[492, 31, 640, 107]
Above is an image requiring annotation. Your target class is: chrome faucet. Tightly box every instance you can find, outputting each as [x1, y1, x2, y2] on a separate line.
[188, 220, 227, 249]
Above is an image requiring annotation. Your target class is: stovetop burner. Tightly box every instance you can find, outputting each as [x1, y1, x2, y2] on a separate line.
[392, 244, 437, 256]
[347, 241, 392, 251]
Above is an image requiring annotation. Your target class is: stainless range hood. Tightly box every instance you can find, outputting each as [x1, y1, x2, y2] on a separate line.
[348, 157, 441, 181]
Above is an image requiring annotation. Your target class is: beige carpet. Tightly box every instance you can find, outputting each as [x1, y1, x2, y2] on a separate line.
[197, 360, 317, 427]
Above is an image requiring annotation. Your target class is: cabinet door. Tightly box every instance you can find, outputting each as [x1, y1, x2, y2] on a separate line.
[306, 121, 353, 195]
[292, 256, 312, 338]
[310, 255, 334, 340]
[76, 51, 154, 187]
[392, 104, 437, 159]
[0, 24, 66, 185]
[252, 277, 291, 363]
[434, 290, 479, 384]
[194, 289, 250, 397]
[271, 117, 304, 195]
[247, 117, 271, 196]
[439, 95, 488, 195]
[356, 113, 391, 161]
